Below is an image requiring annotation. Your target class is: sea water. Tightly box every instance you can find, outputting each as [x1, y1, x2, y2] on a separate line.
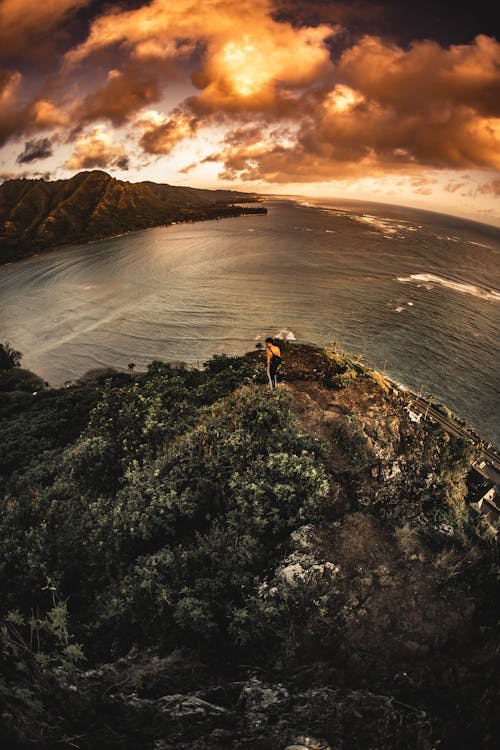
[0, 199, 498, 444]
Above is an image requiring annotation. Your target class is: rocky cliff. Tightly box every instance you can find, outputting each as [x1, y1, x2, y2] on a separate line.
[0, 171, 264, 262]
[0, 343, 498, 749]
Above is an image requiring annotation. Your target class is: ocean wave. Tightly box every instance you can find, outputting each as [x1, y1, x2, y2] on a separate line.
[353, 214, 397, 234]
[275, 328, 296, 341]
[467, 240, 498, 252]
[255, 329, 296, 342]
[351, 213, 419, 236]
[397, 273, 500, 301]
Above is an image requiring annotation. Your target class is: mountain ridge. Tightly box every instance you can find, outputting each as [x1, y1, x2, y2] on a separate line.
[0, 170, 265, 262]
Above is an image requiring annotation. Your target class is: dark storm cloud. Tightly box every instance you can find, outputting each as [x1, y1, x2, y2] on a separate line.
[275, 0, 500, 47]
[0, 0, 91, 64]
[16, 137, 54, 164]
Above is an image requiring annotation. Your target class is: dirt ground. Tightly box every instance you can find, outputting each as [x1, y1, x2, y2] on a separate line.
[274, 355, 478, 678]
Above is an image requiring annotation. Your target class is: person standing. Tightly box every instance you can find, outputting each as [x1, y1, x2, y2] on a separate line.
[265, 337, 282, 390]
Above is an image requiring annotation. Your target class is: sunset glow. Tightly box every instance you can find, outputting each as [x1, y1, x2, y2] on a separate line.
[1, 0, 499, 223]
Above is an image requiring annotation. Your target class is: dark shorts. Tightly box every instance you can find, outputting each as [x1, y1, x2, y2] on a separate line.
[269, 356, 281, 386]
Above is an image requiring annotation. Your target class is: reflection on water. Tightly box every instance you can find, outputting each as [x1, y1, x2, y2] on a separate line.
[0, 201, 499, 443]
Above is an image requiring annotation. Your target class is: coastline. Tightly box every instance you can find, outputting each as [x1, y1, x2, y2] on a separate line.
[0, 204, 267, 267]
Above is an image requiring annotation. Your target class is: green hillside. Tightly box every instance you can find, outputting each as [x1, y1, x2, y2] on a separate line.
[0, 171, 264, 262]
[0, 343, 498, 749]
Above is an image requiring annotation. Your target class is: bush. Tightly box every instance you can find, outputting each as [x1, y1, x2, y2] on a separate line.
[0, 342, 22, 371]
[0, 367, 45, 393]
[330, 415, 375, 469]
[80, 386, 329, 652]
[0, 599, 83, 748]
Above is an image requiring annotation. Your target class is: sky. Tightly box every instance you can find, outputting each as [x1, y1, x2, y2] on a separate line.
[1, 0, 499, 224]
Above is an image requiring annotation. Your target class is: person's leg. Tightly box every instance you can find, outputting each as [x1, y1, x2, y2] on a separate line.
[274, 361, 281, 386]
[267, 363, 274, 390]
[270, 359, 278, 389]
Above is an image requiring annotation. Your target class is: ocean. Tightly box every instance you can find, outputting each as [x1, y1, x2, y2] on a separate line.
[0, 198, 499, 444]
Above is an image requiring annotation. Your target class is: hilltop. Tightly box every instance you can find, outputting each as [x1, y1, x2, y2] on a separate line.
[0, 342, 498, 749]
[0, 171, 265, 262]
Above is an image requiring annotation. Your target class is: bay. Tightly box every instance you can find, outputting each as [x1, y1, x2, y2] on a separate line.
[0, 198, 498, 444]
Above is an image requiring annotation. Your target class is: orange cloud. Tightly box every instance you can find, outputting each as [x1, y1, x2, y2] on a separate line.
[137, 109, 198, 155]
[337, 34, 500, 117]
[202, 32, 500, 183]
[72, 69, 161, 127]
[66, 0, 336, 116]
[191, 25, 334, 114]
[0, 68, 22, 107]
[65, 128, 129, 170]
[0, 66, 66, 147]
[27, 100, 67, 130]
[1, 0, 499, 193]
[0, 68, 25, 146]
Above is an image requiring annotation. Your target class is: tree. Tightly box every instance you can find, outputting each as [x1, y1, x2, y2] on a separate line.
[0, 343, 22, 371]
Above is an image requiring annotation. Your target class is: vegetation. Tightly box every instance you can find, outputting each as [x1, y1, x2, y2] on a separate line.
[0, 171, 265, 262]
[0, 342, 498, 749]
[0, 342, 22, 370]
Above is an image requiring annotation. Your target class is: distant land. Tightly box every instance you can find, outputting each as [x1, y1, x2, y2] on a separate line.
[0, 170, 266, 263]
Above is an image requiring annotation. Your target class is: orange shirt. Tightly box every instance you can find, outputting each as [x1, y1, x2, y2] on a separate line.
[266, 343, 281, 365]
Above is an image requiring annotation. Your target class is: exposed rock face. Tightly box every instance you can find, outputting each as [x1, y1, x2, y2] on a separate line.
[72, 661, 431, 749]
[0, 170, 263, 261]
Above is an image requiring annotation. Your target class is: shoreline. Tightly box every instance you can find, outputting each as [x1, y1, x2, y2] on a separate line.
[0, 204, 268, 267]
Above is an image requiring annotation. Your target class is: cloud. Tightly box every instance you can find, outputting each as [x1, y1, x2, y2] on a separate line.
[1, 57, 68, 146]
[65, 128, 129, 170]
[16, 137, 54, 163]
[337, 34, 500, 118]
[136, 109, 198, 155]
[0, 68, 22, 145]
[27, 100, 67, 130]
[0, 62, 67, 147]
[409, 175, 438, 195]
[0, 0, 91, 59]
[190, 25, 335, 115]
[445, 181, 468, 193]
[1, 0, 499, 196]
[202, 33, 500, 183]
[64, 0, 197, 66]
[70, 68, 161, 128]
[476, 178, 500, 196]
[0, 68, 21, 105]
[66, 0, 336, 117]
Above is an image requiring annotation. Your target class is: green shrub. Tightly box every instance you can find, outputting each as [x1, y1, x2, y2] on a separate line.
[0, 599, 83, 748]
[330, 415, 375, 469]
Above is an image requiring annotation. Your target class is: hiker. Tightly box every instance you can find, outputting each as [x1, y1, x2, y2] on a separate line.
[265, 337, 282, 390]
